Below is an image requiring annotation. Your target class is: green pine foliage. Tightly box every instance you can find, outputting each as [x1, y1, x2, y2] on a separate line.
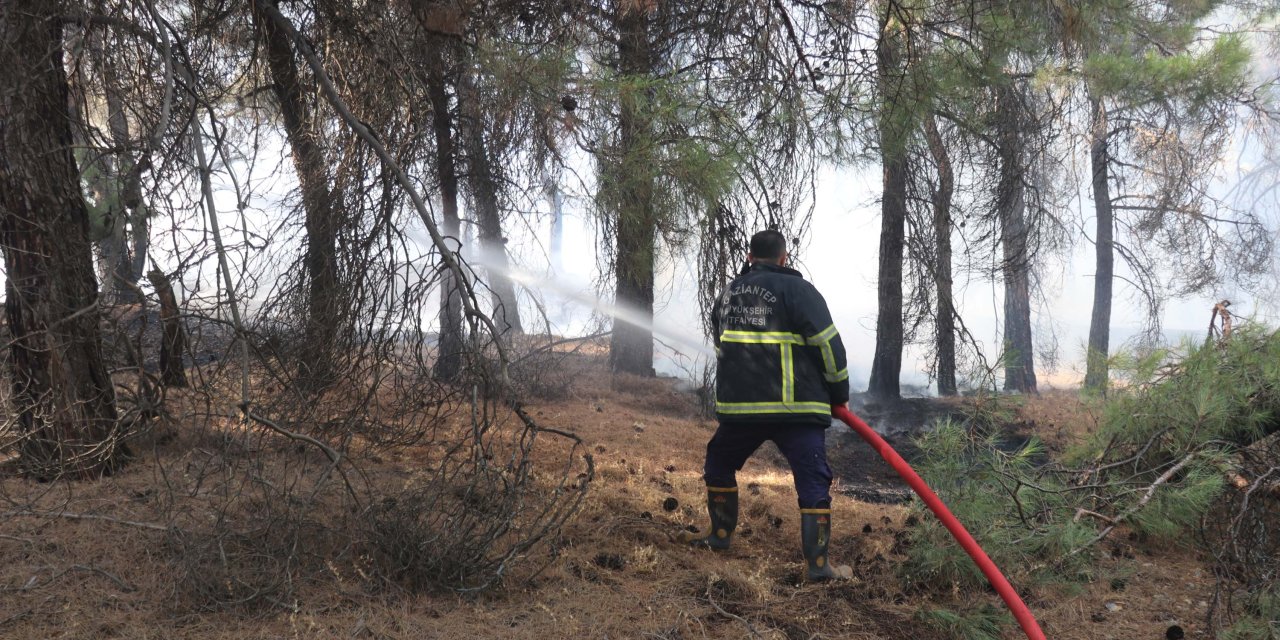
[1219, 586, 1280, 640]
[901, 419, 1095, 591]
[1129, 460, 1227, 538]
[915, 605, 1011, 640]
[904, 326, 1280, 637]
[1086, 326, 1280, 462]
[590, 71, 739, 248]
[1083, 35, 1251, 114]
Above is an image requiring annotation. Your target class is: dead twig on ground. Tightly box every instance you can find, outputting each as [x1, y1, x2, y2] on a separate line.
[705, 587, 764, 640]
[1070, 451, 1199, 556]
[2, 509, 171, 532]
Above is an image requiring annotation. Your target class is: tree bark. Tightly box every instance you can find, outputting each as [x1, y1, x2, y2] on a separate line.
[427, 55, 467, 381]
[0, 0, 127, 479]
[924, 114, 957, 396]
[995, 83, 1037, 394]
[129, 200, 149, 284]
[68, 39, 138, 308]
[458, 66, 523, 337]
[1084, 94, 1113, 394]
[868, 10, 908, 399]
[97, 42, 146, 305]
[95, 193, 133, 306]
[147, 269, 188, 388]
[254, 0, 340, 388]
[609, 4, 657, 377]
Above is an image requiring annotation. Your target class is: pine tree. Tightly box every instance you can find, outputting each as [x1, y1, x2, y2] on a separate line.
[0, 0, 128, 478]
[253, 0, 343, 389]
[1076, 0, 1262, 392]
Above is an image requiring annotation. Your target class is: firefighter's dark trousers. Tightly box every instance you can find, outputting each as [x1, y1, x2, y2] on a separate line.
[703, 422, 832, 509]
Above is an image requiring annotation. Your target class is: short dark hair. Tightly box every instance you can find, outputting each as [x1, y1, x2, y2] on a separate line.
[749, 230, 787, 260]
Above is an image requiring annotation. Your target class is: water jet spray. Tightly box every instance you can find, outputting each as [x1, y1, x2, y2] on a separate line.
[477, 260, 715, 359]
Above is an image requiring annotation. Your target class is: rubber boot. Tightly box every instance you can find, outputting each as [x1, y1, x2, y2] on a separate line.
[801, 508, 852, 581]
[679, 486, 738, 550]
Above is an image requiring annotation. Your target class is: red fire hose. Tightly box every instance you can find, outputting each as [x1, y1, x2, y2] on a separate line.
[832, 405, 1046, 640]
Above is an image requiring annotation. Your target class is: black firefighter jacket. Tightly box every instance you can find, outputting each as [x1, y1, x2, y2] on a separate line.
[711, 263, 850, 427]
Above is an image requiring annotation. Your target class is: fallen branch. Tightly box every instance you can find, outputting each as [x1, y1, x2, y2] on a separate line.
[9, 564, 137, 594]
[705, 587, 763, 640]
[1069, 451, 1199, 556]
[245, 411, 359, 504]
[69, 564, 137, 592]
[1072, 508, 1116, 525]
[2, 509, 170, 532]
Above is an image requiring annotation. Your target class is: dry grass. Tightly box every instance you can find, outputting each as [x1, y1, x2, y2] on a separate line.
[1013, 389, 1106, 453]
[0, 360, 1223, 639]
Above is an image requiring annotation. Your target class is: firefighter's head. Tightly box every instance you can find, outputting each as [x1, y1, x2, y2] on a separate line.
[748, 230, 788, 267]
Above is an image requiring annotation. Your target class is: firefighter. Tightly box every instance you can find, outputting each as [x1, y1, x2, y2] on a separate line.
[684, 229, 853, 581]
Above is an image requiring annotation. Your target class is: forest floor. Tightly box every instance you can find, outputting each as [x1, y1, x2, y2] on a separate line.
[0, 351, 1217, 639]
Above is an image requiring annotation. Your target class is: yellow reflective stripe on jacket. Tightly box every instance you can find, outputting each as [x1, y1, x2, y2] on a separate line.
[717, 325, 840, 415]
[808, 323, 846, 382]
[720, 330, 804, 345]
[805, 324, 839, 346]
[819, 341, 837, 373]
[716, 401, 832, 415]
[781, 344, 794, 403]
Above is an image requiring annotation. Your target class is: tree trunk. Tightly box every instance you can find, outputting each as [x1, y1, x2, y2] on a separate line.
[1084, 94, 1113, 394]
[98, 45, 145, 305]
[427, 58, 466, 381]
[96, 207, 133, 306]
[69, 28, 138, 307]
[868, 10, 908, 399]
[147, 269, 189, 388]
[995, 84, 1037, 394]
[254, 0, 340, 388]
[609, 5, 657, 377]
[130, 201, 149, 284]
[458, 66, 523, 336]
[0, 0, 127, 479]
[924, 115, 957, 396]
